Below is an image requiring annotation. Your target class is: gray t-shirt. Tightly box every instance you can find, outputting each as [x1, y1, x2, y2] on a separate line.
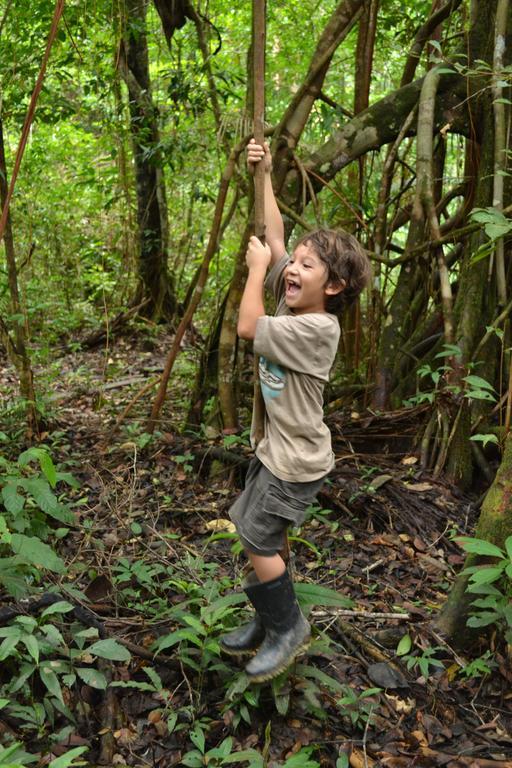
[251, 255, 340, 482]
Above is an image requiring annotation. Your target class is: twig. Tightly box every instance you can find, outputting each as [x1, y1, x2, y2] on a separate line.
[313, 608, 410, 620]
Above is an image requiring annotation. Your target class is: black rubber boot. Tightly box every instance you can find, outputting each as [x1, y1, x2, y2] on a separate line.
[220, 573, 266, 656]
[244, 570, 310, 683]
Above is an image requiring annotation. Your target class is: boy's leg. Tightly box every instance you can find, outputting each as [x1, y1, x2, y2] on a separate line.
[248, 551, 286, 582]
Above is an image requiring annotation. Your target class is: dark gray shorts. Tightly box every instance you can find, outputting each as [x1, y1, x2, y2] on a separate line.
[228, 458, 325, 556]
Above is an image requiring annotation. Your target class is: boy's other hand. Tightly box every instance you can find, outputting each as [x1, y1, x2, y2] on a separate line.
[246, 235, 271, 271]
[247, 138, 272, 174]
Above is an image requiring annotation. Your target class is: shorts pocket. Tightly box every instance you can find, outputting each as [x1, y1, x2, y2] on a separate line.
[263, 485, 310, 526]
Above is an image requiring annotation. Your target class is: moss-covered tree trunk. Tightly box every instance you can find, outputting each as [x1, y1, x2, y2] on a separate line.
[437, 431, 512, 639]
[443, 0, 501, 488]
[437, 0, 512, 636]
[120, 0, 177, 322]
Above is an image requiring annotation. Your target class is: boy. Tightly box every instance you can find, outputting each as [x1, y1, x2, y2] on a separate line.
[221, 139, 370, 682]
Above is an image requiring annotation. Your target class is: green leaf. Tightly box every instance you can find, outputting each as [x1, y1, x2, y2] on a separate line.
[41, 601, 74, 619]
[48, 746, 88, 768]
[76, 667, 108, 690]
[434, 343, 462, 359]
[10, 534, 65, 573]
[294, 582, 354, 609]
[336, 756, 350, 768]
[469, 566, 506, 585]
[40, 664, 64, 703]
[463, 375, 495, 392]
[152, 629, 203, 653]
[21, 478, 74, 524]
[190, 725, 205, 754]
[18, 448, 57, 488]
[21, 635, 39, 664]
[1, 483, 25, 515]
[0, 633, 21, 661]
[55, 472, 80, 489]
[180, 751, 203, 768]
[87, 639, 131, 662]
[181, 615, 206, 635]
[467, 613, 500, 628]
[470, 434, 499, 448]
[295, 663, 345, 693]
[456, 537, 505, 558]
[38, 452, 58, 489]
[143, 665, 163, 690]
[223, 749, 264, 766]
[505, 536, 512, 562]
[396, 633, 412, 656]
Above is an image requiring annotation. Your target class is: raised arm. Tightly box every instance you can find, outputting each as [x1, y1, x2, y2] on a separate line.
[247, 139, 286, 266]
[237, 236, 272, 340]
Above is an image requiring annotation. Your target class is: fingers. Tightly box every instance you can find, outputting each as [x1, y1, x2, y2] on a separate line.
[247, 140, 265, 161]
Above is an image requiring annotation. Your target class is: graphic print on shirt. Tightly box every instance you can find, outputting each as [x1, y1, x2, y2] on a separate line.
[259, 356, 286, 400]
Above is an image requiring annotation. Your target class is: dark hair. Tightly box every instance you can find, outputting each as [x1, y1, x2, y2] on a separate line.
[294, 227, 371, 314]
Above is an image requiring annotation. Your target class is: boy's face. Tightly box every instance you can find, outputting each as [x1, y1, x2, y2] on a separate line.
[284, 244, 343, 314]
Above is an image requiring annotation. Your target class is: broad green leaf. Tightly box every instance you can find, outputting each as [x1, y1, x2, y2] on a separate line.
[55, 472, 80, 489]
[110, 680, 155, 691]
[10, 662, 37, 693]
[181, 614, 206, 635]
[152, 629, 203, 653]
[21, 635, 39, 664]
[294, 582, 354, 608]
[0, 633, 21, 661]
[295, 663, 344, 693]
[467, 613, 500, 628]
[76, 667, 108, 690]
[180, 751, 203, 768]
[41, 624, 66, 648]
[39, 664, 64, 703]
[469, 566, 506, 585]
[190, 725, 205, 754]
[505, 535, 512, 562]
[223, 749, 264, 766]
[1, 484, 25, 515]
[48, 746, 88, 768]
[471, 596, 501, 609]
[462, 375, 495, 392]
[38, 452, 58, 489]
[87, 638, 131, 661]
[143, 665, 163, 690]
[18, 448, 57, 488]
[503, 604, 512, 627]
[396, 633, 412, 656]
[470, 434, 499, 448]
[41, 600, 74, 619]
[20, 478, 74, 523]
[456, 537, 505, 558]
[10, 534, 65, 573]
[206, 738, 234, 761]
[434, 343, 462, 359]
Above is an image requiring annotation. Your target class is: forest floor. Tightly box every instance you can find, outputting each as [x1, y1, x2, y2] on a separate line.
[2, 326, 512, 768]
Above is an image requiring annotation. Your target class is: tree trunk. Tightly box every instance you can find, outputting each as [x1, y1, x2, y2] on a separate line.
[0, 118, 39, 438]
[437, 431, 512, 640]
[119, 0, 177, 322]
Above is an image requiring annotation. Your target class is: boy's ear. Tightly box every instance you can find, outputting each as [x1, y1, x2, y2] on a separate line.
[325, 278, 346, 297]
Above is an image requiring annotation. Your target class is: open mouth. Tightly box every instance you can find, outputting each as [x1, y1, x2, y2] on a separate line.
[286, 279, 300, 297]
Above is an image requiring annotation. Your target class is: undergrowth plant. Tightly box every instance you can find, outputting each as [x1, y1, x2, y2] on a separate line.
[0, 600, 130, 751]
[458, 535, 512, 643]
[0, 445, 78, 597]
